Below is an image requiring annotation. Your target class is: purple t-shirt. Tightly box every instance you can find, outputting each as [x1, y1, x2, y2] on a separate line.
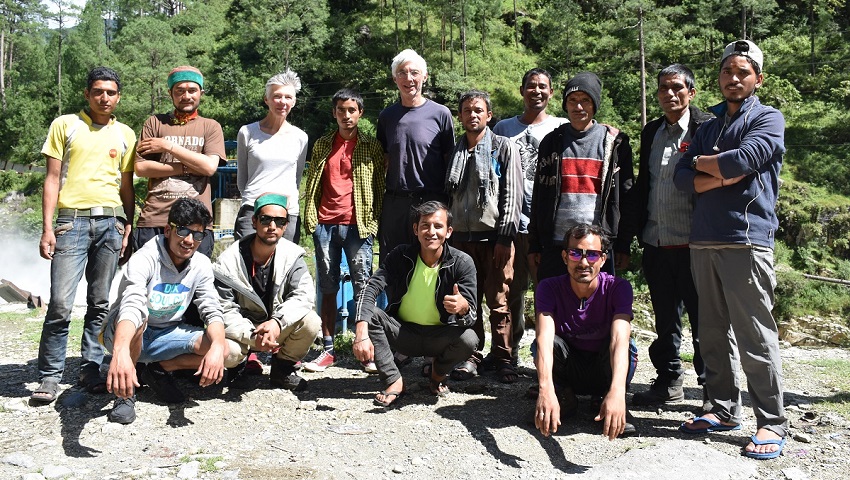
[535, 271, 633, 352]
[376, 99, 455, 193]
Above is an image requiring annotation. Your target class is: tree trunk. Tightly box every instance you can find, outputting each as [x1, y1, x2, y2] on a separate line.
[810, 1, 816, 75]
[393, 0, 399, 51]
[461, 1, 467, 76]
[741, 7, 747, 39]
[513, 0, 518, 48]
[639, 7, 646, 127]
[1, 28, 6, 112]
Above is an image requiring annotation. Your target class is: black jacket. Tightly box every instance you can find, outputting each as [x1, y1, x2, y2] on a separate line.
[353, 243, 477, 327]
[528, 123, 634, 254]
[619, 105, 713, 246]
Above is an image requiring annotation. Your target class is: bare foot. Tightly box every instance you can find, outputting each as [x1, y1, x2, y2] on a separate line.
[745, 428, 784, 455]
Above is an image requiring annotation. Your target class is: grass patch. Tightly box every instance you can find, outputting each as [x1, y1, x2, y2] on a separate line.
[800, 358, 850, 416]
[4, 310, 84, 349]
[680, 352, 694, 363]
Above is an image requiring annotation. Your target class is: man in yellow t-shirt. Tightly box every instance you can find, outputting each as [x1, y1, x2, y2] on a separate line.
[352, 201, 478, 408]
[32, 66, 136, 405]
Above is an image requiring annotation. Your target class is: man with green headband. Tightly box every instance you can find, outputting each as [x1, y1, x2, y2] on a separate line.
[213, 193, 321, 391]
[133, 65, 226, 258]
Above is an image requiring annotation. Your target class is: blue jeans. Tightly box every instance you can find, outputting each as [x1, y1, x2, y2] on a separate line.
[313, 224, 373, 296]
[37, 215, 123, 381]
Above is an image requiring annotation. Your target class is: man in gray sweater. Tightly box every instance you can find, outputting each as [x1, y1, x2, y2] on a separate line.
[102, 198, 235, 424]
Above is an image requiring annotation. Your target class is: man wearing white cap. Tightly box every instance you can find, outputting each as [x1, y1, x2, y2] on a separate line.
[674, 40, 788, 460]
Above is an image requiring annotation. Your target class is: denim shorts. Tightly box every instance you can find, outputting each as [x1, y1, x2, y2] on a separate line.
[101, 315, 203, 364]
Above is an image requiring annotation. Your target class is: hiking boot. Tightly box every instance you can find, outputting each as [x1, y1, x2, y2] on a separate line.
[302, 350, 335, 372]
[632, 375, 684, 406]
[270, 356, 307, 391]
[108, 395, 137, 424]
[141, 362, 186, 404]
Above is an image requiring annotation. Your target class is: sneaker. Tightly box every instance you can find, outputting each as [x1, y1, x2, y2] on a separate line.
[361, 361, 379, 374]
[245, 352, 264, 375]
[302, 351, 335, 372]
[632, 375, 684, 406]
[108, 395, 137, 424]
[140, 362, 186, 404]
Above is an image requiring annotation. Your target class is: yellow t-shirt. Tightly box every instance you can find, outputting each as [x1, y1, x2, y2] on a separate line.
[41, 110, 136, 209]
[398, 255, 442, 326]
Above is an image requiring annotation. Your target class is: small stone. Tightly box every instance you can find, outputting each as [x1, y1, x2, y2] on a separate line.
[392, 465, 404, 473]
[4, 399, 28, 412]
[2, 452, 35, 468]
[298, 401, 317, 411]
[793, 432, 812, 443]
[781, 467, 810, 480]
[21, 474, 45, 480]
[41, 465, 73, 479]
[177, 461, 200, 479]
[703, 438, 712, 444]
[410, 457, 425, 466]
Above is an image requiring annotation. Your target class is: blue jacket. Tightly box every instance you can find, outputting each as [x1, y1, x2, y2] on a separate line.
[673, 96, 785, 248]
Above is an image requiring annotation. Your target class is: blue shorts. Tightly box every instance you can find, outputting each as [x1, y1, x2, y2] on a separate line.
[101, 316, 203, 364]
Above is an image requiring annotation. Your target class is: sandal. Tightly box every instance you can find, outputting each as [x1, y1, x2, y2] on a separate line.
[374, 390, 405, 408]
[498, 364, 518, 384]
[420, 357, 435, 378]
[80, 371, 107, 394]
[450, 359, 479, 381]
[30, 378, 61, 404]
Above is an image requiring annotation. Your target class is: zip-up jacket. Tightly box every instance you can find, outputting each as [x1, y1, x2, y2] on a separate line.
[620, 105, 713, 245]
[673, 96, 785, 249]
[446, 130, 522, 245]
[354, 243, 477, 327]
[528, 123, 634, 254]
[302, 129, 386, 238]
[213, 234, 315, 347]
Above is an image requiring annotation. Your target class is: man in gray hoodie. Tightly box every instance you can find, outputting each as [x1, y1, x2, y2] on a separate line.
[102, 197, 234, 424]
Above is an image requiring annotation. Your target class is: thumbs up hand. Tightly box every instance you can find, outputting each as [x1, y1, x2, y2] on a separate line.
[443, 283, 469, 315]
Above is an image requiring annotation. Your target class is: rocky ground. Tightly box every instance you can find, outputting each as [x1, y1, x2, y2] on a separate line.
[0, 303, 849, 480]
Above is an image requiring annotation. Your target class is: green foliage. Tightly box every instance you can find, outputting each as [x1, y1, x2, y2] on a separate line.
[774, 263, 850, 322]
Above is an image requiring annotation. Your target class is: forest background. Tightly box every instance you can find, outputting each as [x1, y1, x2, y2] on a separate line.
[0, 0, 849, 330]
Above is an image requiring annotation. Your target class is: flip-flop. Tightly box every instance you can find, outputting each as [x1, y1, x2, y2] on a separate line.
[679, 415, 742, 434]
[374, 390, 405, 408]
[30, 378, 61, 404]
[744, 434, 786, 460]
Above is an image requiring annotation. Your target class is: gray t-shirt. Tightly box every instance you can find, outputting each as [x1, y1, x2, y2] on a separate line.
[493, 115, 567, 232]
[377, 99, 455, 193]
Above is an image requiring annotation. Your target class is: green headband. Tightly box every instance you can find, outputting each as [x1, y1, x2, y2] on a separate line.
[254, 194, 288, 214]
[168, 70, 204, 90]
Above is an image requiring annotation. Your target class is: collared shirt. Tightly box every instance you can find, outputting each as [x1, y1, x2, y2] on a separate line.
[643, 109, 693, 247]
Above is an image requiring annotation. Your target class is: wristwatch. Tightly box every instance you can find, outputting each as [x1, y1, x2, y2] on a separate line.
[691, 155, 701, 170]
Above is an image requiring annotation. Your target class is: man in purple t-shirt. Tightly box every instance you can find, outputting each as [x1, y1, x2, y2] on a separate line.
[532, 224, 637, 440]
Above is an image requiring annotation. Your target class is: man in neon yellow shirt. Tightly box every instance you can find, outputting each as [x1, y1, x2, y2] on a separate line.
[32, 66, 136, 404]
[352, 201, 478, 408]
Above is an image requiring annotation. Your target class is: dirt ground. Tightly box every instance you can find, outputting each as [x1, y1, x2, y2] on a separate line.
[0, 303, 848, 480]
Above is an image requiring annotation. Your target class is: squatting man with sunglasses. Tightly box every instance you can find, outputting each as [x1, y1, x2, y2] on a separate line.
[532, 223, 638, 440]
[213, 193, 321, 391]
[101, 197, 236, 424]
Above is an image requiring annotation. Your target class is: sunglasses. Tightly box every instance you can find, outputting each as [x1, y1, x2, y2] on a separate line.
[566, 248, 604, 262]
[258, 215, 288, 227]
[170, 223, 206, 242]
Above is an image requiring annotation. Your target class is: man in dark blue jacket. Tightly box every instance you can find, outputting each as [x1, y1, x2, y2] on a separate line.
[352, 201, 478, 408]
[620, 64, 711, 406]
[674, 40, 788, 460]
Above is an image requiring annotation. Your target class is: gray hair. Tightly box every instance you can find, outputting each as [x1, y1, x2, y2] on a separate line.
[391, 49, 427, 78]
[265, 69, 301, 98]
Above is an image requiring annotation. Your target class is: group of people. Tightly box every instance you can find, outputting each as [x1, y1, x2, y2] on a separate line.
[32, 39, 788, 460]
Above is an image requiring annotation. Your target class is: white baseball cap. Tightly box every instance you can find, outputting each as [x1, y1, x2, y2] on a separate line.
[721, 40, 764, 72]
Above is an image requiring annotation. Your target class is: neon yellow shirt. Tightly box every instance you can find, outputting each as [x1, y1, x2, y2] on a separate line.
[41, 110, 136, 209]
[398, 255, 441, 325]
